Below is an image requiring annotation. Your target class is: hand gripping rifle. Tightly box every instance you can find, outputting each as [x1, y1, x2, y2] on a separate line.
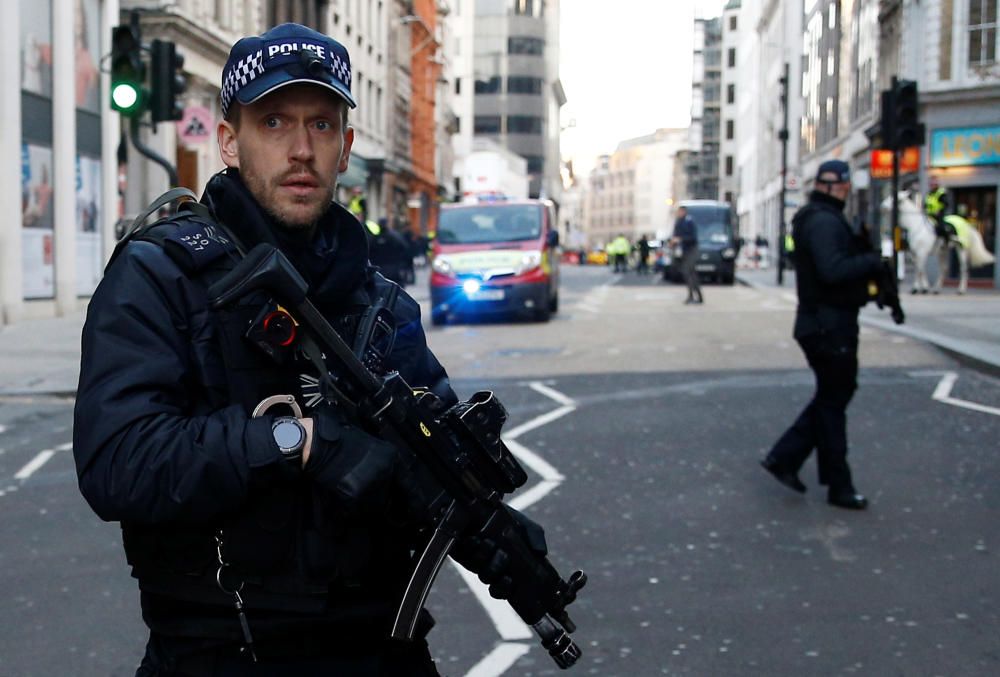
[871, 258, 905, 325]
[208, 243, 586, 669]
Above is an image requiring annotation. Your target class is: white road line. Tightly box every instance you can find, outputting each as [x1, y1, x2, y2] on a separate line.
[455, 382, 577, 677]
[0, 425, 7, 434]
[528, 381, 577, 408]
[932, 371, 1000, 417]
[14, 449, 56, 481]
[55, 442, 73, 451]
[504, 405, 576, 441]
[464, 643, 532, 677]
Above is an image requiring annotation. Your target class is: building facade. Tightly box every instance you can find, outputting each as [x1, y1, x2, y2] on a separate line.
[687, 15, 722, 200]
[1, 0, 456, 324]
[718, 0, 741, 206]
[451, 0, 564, 202]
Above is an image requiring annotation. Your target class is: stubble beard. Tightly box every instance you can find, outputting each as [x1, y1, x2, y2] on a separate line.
[242, 163, 335, 233]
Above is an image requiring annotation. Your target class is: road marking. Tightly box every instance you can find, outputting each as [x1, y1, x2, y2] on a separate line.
[0, 424, 6, 434]
[932, 371, 1000, 417]
[14, 449, 56, 481]
[453, 381, 577, 677]
[464, 643, 532, 677]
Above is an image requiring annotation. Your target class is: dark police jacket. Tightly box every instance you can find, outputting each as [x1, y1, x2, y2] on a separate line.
[791, 190, 881, 340]
[73, 170, 457, 643]
[672, 215, 698, 254]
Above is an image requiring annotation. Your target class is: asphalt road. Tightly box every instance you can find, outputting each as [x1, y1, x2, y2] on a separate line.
[1, 265, 997, 676]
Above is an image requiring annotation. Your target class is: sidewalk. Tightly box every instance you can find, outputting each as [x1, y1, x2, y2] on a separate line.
[737, 267, 1000, 375]
[0, 308, 86, 397]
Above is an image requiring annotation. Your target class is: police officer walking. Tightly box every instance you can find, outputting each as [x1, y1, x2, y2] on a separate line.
[73, 23, 533, 675]
[671, 206, 702, 304]
[760, 160, 881, 510]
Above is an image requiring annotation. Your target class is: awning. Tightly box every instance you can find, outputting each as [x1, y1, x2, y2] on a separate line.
[339, 154, 369, 188]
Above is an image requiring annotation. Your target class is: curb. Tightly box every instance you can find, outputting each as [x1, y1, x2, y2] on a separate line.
[738, 274, 1000, 378]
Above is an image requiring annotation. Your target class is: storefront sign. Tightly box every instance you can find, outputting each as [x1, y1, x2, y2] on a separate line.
[870, 147, 920, 178]
[930, 125, 1000, 167]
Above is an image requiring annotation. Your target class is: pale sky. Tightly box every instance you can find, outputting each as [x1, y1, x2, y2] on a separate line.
[559, 0, 728, 177]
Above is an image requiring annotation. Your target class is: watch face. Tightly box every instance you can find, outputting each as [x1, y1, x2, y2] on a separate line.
[273, 419, 304, 451]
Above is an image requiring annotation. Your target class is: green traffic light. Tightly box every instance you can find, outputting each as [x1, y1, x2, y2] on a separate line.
[112, 82, 140, 112]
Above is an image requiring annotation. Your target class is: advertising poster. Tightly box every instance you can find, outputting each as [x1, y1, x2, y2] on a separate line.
[77, 155, 103, 295]
[22, 143, 56, 299]
[76, 0, 100, 112]
[21, 0, 53, 99]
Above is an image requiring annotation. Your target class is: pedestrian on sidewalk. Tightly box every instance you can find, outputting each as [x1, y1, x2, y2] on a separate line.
[671, 206, 702, 304]
[760, 159, 882, 510]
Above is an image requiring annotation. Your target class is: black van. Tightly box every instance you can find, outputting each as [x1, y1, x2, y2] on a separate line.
[667, 200, 740, 285]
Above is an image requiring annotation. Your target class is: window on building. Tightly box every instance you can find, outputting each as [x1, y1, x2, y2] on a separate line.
[525, 156, 544, 174]
[455, 77, 461, 95]
[725, 155, 734, 176]
[507, 76, 543, 94]
[727, 48, 736, 67]
[508, 36, 545, 55]
[725, 119, 734, 140]
[969, 0, 999, 66]
[508, 115, 543, 134]
[729, 15, 737, 31]
[513, 0, 543, 16]
[727, 83, 735, 104]
[474, 76, 502, 94]
[474, 116, 502, 134]
[724, 191, 734, 204]
[268, 0, 327, 29]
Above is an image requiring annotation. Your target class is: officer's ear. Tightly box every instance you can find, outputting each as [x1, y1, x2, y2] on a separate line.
[339, 126, 355, 174]
[218, 119, 240, 169]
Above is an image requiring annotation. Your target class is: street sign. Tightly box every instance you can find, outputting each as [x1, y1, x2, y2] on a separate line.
[871, 147, 920, 179]
[176, 106, 213, 145]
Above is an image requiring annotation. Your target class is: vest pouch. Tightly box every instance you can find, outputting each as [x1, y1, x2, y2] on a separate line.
[221, 481, 300, 575]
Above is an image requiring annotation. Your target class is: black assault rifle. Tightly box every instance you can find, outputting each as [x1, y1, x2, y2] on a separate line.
[208, 242, 586, 669]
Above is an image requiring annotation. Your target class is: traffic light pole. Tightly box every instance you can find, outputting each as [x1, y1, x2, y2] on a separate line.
[129, 116, 179, 188]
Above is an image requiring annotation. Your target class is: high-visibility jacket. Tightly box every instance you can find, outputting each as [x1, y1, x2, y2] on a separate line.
[607, 236, 630, 256]
[942, 214, 973, 249]
[925, 188, 947, 217]
[348, 194, 365, 218]
[364, 219, 381, 236]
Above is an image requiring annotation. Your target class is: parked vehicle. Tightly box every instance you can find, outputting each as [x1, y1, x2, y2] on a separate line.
[665, 200, 740, 284]
[430, 199, 560, 324]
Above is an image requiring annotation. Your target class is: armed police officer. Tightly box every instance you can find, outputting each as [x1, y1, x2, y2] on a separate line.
[74, 24, 540, 675]
[760, 160, 882, 510]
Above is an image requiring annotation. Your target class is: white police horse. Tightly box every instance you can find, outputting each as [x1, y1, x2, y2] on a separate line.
[880, 192, 994, 294]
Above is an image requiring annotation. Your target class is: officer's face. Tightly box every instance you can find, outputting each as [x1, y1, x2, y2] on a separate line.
[218, 85, 354, 232]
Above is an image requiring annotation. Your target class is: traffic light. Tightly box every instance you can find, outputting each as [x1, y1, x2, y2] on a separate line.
[892, 79, 925, 149]
[150, 39, 187, 124]
[110, 24, 146, 116]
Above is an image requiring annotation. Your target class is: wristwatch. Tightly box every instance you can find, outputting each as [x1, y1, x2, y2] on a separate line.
[271, 416, 307, 462]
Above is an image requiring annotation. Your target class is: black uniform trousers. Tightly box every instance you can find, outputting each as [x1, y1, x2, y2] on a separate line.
[680, 249, 702, 302]
[768, 331, 858, 493]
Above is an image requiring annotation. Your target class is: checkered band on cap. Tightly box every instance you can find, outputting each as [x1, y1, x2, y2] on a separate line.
[330, 53, 351, 87]
[221, 49, 265, 117]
